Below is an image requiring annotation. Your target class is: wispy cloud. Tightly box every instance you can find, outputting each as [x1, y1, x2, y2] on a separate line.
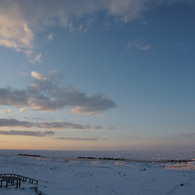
[127, 40, 152, 51]
[56, 137, 98, 141]
[0, 130, 54, 137]
[0, 118, 102, 130]
[0, 0, 145, 58]
[0, 0, 193, 59]
[29, 53, 42, 64]
[0, 71, 116, 114]
[37, 122, 101, 130]
[47, 70, 63, 82]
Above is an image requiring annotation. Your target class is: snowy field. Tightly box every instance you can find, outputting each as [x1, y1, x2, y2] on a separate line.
[0, 150, 195, 195]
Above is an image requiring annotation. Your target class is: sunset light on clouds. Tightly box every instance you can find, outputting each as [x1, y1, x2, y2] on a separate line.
[0, 0, 195, 150]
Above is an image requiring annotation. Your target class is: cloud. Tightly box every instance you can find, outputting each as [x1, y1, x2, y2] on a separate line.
[0, 0, 145, 58]
[0, 118, 102, 130]
[29, 53, 42, 64]
[56, 137, 98, 141]
[141, 45, 152, 51]
[48, 70, 63, 82]
[12, 0, 148, 24]
[0, 130, 54, 137]
[127, 40, 152, 51]
[0, 0, 193, 59]
[0, 87, 28, 107]
[0, 4, 34, 54]
[0, 118, 33, 128]
[47, 34, 54, 41]
[31, 71, 46, 80]
[69, 94, 116, 115]
[37, 121, 101, 130]
[0, 109, 11, 114]
[0, 71, 116, 114]
[19, 107, 28, 112]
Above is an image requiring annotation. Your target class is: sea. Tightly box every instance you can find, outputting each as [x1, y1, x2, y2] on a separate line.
[0, 149, 195, 161]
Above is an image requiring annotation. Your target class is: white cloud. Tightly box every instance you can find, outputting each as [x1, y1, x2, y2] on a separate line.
[0, 13, 34, 53]
[31, 71, 46, 80]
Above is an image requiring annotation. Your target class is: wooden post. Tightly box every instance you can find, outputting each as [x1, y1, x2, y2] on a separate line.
[16, 179, 18, 189]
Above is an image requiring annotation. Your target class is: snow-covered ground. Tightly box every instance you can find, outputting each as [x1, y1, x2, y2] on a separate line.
[0, 151, 195, 195]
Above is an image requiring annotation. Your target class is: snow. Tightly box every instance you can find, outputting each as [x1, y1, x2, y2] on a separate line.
[0, 151, 195, 195]
[0, 189, 36, 195]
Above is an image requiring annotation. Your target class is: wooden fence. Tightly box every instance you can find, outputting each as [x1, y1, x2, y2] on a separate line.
[0, 173, 38, 189]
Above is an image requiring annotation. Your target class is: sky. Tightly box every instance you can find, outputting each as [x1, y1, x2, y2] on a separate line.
[0, 0, 195, 151]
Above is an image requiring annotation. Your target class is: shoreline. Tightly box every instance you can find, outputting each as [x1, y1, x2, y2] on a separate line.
[0, 152, 195, 194]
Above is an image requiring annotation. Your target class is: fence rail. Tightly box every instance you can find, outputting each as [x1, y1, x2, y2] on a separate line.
[0, 173, 38, 189]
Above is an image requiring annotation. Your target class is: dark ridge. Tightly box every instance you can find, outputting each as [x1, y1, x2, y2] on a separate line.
[77, 156, 194, 163]
[77, 156, 96, 160]
[162, 159, 193, 163]
[17, 154, 42, 158]
[77, 156, 126, 161]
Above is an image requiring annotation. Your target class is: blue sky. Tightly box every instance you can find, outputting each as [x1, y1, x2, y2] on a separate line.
[0, 0, 195, 150]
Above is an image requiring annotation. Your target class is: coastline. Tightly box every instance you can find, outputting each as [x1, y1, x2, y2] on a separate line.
[0, 150, 195, 194]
